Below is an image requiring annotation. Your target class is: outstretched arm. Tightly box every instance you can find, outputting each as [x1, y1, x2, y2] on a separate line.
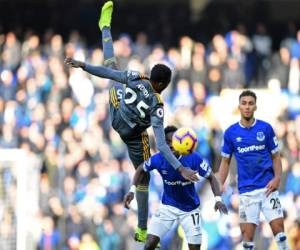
[64, 58, 127, 83]
[207, 172, 228, 214]
[217, 157, 231, 191]
[207, 172, 222, 197]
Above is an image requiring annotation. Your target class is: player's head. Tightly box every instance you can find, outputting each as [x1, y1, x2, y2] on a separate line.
[164, 126, 178, 148]
[239, 90, 257, 121]
[150, 64, 172, 93]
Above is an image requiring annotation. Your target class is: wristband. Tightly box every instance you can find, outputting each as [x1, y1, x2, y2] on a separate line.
[215, 196, 222, 203]
[129, 185, 136, 194]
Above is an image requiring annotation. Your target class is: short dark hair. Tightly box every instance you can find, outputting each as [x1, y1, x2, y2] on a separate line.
[164, 126, 178, 136]
[239, 90, 257, 102]
[150, 64, 171, 90]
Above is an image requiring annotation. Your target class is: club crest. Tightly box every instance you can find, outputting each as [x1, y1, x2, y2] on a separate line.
[256, 131, 265, 141]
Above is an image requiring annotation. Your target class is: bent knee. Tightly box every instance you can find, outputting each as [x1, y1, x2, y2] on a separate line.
[139, 171, 150, 184]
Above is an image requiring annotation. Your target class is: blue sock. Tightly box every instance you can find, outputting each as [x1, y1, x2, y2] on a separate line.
[102, 27, 116, 67]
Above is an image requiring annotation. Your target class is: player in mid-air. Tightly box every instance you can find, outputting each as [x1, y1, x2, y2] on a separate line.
[64, 1, 199, 242]
[124, 126, 228, 250]
[218, 90, 290, 250]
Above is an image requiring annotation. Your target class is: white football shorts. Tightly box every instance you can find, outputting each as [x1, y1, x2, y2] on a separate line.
[148, 203, 202, 245]
[239, 188, 283, 225]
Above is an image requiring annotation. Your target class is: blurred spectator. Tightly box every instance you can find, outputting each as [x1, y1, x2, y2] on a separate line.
[59, 176, 76, 209]
[290, 218, 300, 250]
[64, 205, 92, 247]
[269, 47, 290, 89]
[96, 219, 120, 250]
[38, 216, 60, 250]
[288, 58, 300, 94]
[0, 209, 16, 250]
[0, 70, 17, 101]
[45, 35, 64, 60]
[252, 23, 272, 87]
[190, 45, 207, 85]
[0, 124, 18, 148]
[79, 233, 100, 250]
[206, 66, 222, 95]
[39, 176, 55, 215]
[290, 30, 300, 59]
[2, 32, 21, 71]
[223, 57, 245, 89]
[22, 34, 40, 57]
[172, 79, 194, 110]
[132, 32, 151, 62]
[285, 162, 300, 196]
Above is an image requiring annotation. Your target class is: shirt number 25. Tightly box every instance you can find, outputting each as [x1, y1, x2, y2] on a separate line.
[124, 87, 149, 118]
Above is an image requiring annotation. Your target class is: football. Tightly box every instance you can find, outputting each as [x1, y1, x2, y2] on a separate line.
[172, 127, 198, 155]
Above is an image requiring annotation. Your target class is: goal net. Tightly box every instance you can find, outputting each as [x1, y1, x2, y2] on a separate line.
[0, 149, 40, 250]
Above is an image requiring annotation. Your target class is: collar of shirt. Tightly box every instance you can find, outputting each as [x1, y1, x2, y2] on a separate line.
[239, 118, 257, 128]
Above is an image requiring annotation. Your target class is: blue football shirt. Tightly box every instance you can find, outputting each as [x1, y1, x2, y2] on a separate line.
[221, 119, 279, 194]
[143, 152, 211, 212]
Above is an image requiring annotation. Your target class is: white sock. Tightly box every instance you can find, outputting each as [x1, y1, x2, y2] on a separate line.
[275, 232, 290, 250]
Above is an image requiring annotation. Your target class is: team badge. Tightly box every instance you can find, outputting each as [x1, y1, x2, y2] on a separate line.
[256, 131, 265, 141]
[156, 108, 164, 118]
[236, 137, 242, 142]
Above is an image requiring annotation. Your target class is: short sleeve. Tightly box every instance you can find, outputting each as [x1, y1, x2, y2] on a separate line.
[266, 124, 279, 154]
[143, 154, 161, 172]
[198, 158, 212, 178]
[190, 153, 212, 178]
[221, 129, 234, 158]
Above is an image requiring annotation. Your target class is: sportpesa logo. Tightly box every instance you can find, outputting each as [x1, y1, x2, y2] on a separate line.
[164, 180, 192, 186]
[237, 145, 265, 153]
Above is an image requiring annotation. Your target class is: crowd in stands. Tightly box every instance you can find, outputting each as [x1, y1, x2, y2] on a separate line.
[0, 22, 300, 250]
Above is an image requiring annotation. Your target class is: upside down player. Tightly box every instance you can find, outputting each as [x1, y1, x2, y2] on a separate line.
[64, 1, 199, 242]
[218, 90, 290, 250]
[124, 126, 228, 250]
